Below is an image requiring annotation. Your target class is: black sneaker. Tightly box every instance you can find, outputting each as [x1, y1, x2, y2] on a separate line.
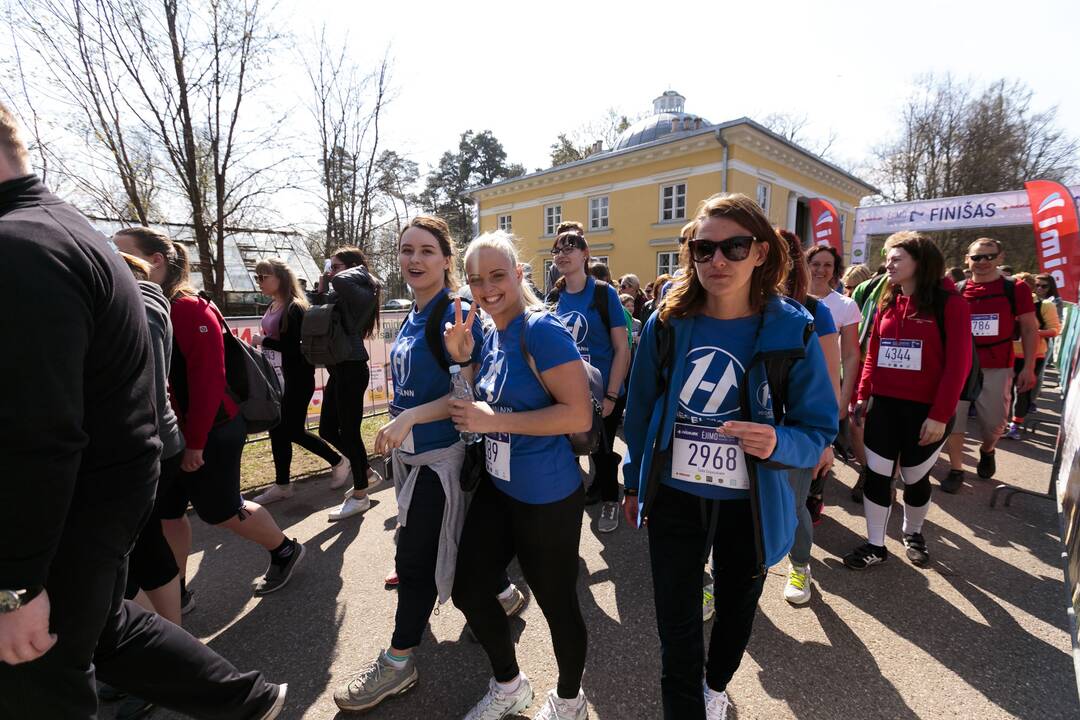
[940, 469, 964, 494]
[976, 449, 996, 479]
[851, 468, 866, 503]
[843, 543, 888, 570]
[116, 695, 154, 720]
[583, 482, 601, 506]
[903, 533, 930, 566]
[180, 587, 196, 615]
[254, 540, 306, 596]
[97, 682, 127, 703]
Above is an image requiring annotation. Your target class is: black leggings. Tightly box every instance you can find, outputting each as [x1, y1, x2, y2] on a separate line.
[271, 378, 340, 485]
[1011, 356, 1046, 421]
[592, 395, 625, 501]
[452, 478, 587, 699]
[319, 360, 371, 490]
[125, 452, 182, 597]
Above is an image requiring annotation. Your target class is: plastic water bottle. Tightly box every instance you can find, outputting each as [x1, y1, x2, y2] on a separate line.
[450, 364, 482, 445]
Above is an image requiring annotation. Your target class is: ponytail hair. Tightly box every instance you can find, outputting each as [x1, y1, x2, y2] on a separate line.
[115, 226, 197, 301]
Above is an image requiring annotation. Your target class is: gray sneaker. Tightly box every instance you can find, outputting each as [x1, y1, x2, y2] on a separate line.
[598, 501, 619, 534]
[463, 675, 533, 720]
[498, 583, 526, 617]
[254, 541, 305, 596]
[334, 651, 418, 713]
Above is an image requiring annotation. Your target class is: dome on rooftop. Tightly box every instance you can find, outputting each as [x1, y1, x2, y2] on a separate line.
[612, 91, 711, 151]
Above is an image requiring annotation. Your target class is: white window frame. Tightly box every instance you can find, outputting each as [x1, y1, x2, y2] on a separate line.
[657, 251, 679, 277]
[591, 255, 609, 266]
[544, 204, 562, 236]
[756, 181, 771, 213]
[660, 182, 687, 222]
[497, 214, 512, 231]
[589, 196, 609, 230]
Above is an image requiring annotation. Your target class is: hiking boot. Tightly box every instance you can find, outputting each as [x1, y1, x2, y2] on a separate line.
[115, 695, 154, 720]
[334, 650, 418, 713]
[903, 532, 930, 567]
[703, 583, 715, 623]
[254, 484, 293, 505]
[939, 469, 964, 494]
[258, 684, 288, 720]
[1003, 423, 1021, 441]
[851, 468, 866, 503]
[329, 493, 370, 521]
[807, 495, 824, 526]
[253, 541, 305, 596]
[598, 501, 619, 534]
[843, 543, 888, 570]
[534, 688, 588, 720]
[329, 457, 352, 489]
[783, 563, 812, 605]
[977, 449, 996, 479]
[705, 686, 733, 720]
[499, 583, 526, 617]
[463, 675, 534, 720]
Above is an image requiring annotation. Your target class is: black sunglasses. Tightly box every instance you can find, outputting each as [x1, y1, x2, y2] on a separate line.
[968, 252, 1000, 263]
[1036, 283, 1051, 289]
[254, 273, 270, 281]
[688, 236, 756, 263]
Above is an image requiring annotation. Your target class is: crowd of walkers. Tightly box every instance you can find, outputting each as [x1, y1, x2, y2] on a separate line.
[0, 100, 1063, 720]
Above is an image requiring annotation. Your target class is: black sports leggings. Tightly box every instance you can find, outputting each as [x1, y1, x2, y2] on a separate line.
[1011, 356, 1046, 421]
[271, 377, 340, 485]
[452, 478, 587, 699]
[319, 360, 371, 490]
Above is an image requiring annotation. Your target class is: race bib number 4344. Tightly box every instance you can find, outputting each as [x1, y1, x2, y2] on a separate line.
[877, 338, 922, 371]
[671, 423, 749, 490]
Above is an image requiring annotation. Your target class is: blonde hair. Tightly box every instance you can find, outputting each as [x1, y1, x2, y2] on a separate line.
[119, 252, 152, 281]
[463, 230, 543, 310]
[0, 102, 30, 173]
[254, 256, 310, 332]
[842, 264, 873, 289]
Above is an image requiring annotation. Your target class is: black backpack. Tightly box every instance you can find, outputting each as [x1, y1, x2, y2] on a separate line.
[424, 293, 455, 372]
[929, 287, 983, 402]
[546, 280, 613, 332]
[301, 303, 354, 366]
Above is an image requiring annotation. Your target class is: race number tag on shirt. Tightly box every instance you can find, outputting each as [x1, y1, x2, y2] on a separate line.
[971, 313, 1000, 337]
[388, 404, 415, 454]
[485, 432, 511, 481]
[877, 338, 923, 371]
[671, 423, 749, 490]
[262, 348, 285, 392]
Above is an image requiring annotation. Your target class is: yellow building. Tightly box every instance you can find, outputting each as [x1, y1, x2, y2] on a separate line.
[468, 91, 878, 288]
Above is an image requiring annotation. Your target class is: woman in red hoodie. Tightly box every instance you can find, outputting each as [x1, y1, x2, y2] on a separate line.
[844, 231, 971, 570]
[114, 227, 305, 599]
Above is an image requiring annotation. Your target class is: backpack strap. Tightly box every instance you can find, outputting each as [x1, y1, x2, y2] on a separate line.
[424, 293, 454, 372]
[518, 310, 550, 397]
[592, 281, 611, 332]
[1003, 277, 1017, 317]
[1036, 299, 1046, 330]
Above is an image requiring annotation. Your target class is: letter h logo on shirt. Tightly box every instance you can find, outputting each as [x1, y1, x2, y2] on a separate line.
[679, 347, 743, 418]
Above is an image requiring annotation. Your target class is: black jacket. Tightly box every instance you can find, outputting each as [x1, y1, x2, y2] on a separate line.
[261, 303, 316, 394]
[0, 175, 161, 589]
[315, 265, 379, 363]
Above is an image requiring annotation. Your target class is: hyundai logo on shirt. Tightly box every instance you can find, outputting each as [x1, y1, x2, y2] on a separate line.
[476, 349, 507, 404]
[391, 334, 415, 386]
[559, 310, 589, 346]
[678, 346, 743, 418]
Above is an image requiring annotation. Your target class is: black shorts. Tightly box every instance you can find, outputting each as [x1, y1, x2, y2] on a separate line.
[126, 451, 183, 596]
[158, 413, 247, 525]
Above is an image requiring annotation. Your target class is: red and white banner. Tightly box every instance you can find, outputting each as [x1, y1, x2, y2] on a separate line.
[1025, 180, 1080, 304]
[808, 198, 842, 254]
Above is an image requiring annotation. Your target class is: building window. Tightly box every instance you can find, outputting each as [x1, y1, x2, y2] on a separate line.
[660, 183, 687, 222]
[498, 214, 512, 231]
[544, 204, 562, 236]
[839, 212, 847, 242]
[591, 256, 609, 266]
[756, 182, 771, 213]
[543, 259, 555, 291]
[589, 196, 609, 230]
[657, 251, 679, 277]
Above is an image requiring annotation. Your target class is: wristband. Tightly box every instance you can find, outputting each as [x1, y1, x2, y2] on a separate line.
[624, 488, 638, 496]
[604, 392, 618, 402]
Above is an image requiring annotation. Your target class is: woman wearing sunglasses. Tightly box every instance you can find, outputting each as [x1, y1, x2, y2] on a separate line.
[622, 193, 836, 720]
[250, 257, 345, 505]
[548, 226, 631, 533]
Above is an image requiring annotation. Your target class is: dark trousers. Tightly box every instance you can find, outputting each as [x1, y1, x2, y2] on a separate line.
[453, 479, 587, 699]
[319, 361, 370, 490]
[0, 478, 277, 720]
[271, 378, 340, 485]
[591, 395, 625, 502]
[647, 485, 765, 719]
[391, 468, 445, 650]
[1011, 356, 1046, 420]
[126, 452, 182, 597]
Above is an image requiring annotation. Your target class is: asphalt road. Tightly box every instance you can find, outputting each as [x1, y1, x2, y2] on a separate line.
[150, 392, 1078, 720]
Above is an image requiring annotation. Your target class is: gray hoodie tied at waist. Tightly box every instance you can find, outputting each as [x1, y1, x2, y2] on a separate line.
[391, 442, 472, 604]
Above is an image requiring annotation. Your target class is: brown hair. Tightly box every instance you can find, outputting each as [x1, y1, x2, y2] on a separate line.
[1035, 273, 1060, 298]
[556, 220, 585, 235]
[331, 245, 380, 339]
[679, 220, 697, 244]
[660, 193, 788, 321]
[115, 226, 197, 301]
[552, 224, 590, 292]
[968, 237, 1003, 254]
[119, 252, 152, 281]
[0, 102, 30, 173]
[588, 261, 611, 283]
[878, 231, 945, 315]
[779, 229, 809, 303]
[399, 215, 459, 290]
[254, 256, 309, 332]
[806, 244, 844, 285]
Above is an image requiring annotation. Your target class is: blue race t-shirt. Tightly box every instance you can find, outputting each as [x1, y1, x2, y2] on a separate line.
[810, 299, 836, 337]
[663, 314, 758, 500]
[389, 289, 484, 455]
[554, 276, 625, 388]
[474, 311, 582, 504]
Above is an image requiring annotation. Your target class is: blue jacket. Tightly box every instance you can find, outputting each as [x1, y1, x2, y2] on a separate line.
[622, 296, 838, 569]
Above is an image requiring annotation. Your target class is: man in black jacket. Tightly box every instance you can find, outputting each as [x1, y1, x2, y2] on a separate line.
[0, 103, 286, 718]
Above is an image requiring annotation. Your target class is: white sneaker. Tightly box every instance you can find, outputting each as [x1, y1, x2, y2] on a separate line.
[329, 457, 352, 489]
[783, 562, 812, 605]
[254, 484, 293, 505]
[703, 583, 715, 623]
[365, 467, 384, 492]
[498, 583, 527, 617]
[463, 675, 533, 720]
[328, 493, 370, 521]
[534, 688, 588, 720]
[704, 685, 732, 720]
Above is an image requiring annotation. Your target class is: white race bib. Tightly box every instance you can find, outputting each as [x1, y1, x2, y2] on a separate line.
[262, 347, 285, 392]
[877, 338, 923, 371]
[388, 404, 415, 454]
[971, 313, 999, 337]
[485, 432, 511, 481]
[671, 423, 749, 490]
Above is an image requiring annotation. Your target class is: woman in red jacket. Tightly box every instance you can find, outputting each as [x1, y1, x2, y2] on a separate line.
[845, 231, 971, 570]
[114, 228, 305, 599]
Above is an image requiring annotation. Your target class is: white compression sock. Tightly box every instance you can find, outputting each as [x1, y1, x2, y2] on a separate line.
[902, 500, 930, 535]
[863, 497, 892, 547]
[497, 674, 522, 694]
